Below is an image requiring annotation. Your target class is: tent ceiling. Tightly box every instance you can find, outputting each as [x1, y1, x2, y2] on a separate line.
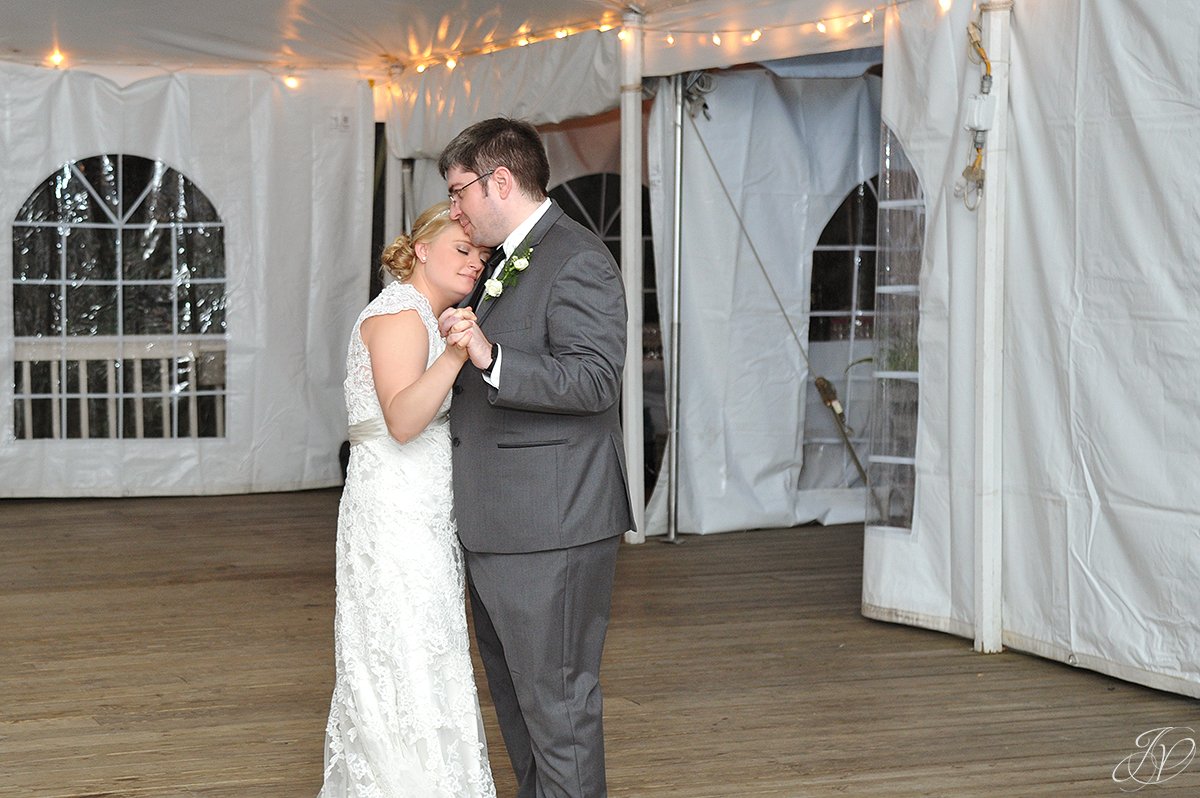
[1, 0, 702, 74]
[4, 1, 887, 79]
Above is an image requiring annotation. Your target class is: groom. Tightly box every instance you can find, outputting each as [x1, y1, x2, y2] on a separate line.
[438, 117, 634, 798]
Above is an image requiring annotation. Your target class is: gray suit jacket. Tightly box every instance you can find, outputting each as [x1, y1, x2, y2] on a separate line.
[449, 202, 634, 553]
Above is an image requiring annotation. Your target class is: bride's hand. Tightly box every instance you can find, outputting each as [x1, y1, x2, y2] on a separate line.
[439, 306, 476, 339]
[445, 320, 474, 362]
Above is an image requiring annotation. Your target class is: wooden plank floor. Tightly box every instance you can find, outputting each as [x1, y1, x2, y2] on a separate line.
[2, 489, 1197, 797]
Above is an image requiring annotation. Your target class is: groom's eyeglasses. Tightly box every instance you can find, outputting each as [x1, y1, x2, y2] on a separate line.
[449, 171, 494, 205]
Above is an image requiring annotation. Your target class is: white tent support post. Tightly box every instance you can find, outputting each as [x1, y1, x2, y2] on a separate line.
[665, 73, 684, 544]
[621, 11, 647, 544]
[973, 0, 1014, 654]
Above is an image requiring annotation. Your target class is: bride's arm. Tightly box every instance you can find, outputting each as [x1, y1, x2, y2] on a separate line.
[361, 310, 468, 443]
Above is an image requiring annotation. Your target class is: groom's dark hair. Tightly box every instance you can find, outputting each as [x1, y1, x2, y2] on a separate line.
[438, 117, 549, 201]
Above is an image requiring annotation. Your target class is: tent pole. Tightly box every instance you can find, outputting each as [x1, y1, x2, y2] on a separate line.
[664, 72, 685, 545]
[621, 11, 647, 544]
[973, 0, 1013, 654]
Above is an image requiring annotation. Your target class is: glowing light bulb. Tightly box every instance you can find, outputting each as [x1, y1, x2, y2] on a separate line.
[618, 28, 629, 41]
[446, 57, 457, 69]
[666, 32, 675, 46]
[556, 29, 568, 39]
[416, 64, 426, 73]
[712, 32, 722, 46]
[49, 48, 65, 67]
[862, 11, 874, 23]
[816, 20, 828, 33]
[283, 75, 300, 89]
[750, 29, 762, 42]
[599, 24, 613, 32]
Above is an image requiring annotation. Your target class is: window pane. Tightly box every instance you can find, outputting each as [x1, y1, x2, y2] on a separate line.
[24, 398, 57, 438]
[857, 250, 876, 311]
[810, 250, 853, 311]
[817, 192, 856, 246]
[809, 315, 853, 341]
[13, 226, 61, 282]
[180, 226, 225, 279]
[16, 177, 57, 223]
[65, 397, 84, 438]
[75, 155, 121, 218]
[175, 356, 195, 393]
[127, 164, 198, 224]
[120, 357, 168, 394]
[878, 207, 924, 286]
[122, 156, 165, 222]
[65, 284, 119, 336]
[13, 284, 63, 336]
[86, 359, 115, 393]
[16, 166, 108, 224]
[123, 396, 167, 438]
[195, 394, 222, 437]
[183, 177, 219, 222]
[178, 394, 222, 437]
[860, 182, 879, 242]
[65, 227, 118, 281]
[65, 360, 81, 394]
[196, 351, 226, 389]
[63, 166, 110, 224]
[123, 285, 174, 335]
[872, 378, 919, 457]
[21, 360, 55, 394]
[866, 460, 916, 528]
[178, 283, 226, 335]
[122, 226, 174, 280]
[876, 292, 920, 371]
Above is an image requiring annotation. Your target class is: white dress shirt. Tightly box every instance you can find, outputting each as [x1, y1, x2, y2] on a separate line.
[482, 198, 552, 388]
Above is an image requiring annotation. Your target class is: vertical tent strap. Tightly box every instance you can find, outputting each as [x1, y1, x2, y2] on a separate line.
[664, 72, 685, 545]
[621, 10, 647, 544]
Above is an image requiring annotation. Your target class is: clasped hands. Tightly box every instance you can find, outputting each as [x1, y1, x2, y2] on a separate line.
[439, 307, 495, 371]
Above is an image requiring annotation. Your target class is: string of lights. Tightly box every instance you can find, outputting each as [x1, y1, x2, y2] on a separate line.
[402, 0, 932, 75]
[38, 0, 949, 82]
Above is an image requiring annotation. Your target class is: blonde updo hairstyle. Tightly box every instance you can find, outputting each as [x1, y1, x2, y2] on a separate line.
[380, 201, 455, 281]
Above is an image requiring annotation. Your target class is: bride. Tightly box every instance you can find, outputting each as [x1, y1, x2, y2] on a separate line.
[318, 201, 496, 797]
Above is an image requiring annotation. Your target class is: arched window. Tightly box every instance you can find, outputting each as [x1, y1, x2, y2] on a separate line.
[549, 173, 664, 494]
[803, 178, 879, 491]
[12, 154, 227, 440]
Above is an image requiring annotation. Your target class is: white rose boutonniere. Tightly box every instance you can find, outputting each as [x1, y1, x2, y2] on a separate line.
[483, 241, 534, 301]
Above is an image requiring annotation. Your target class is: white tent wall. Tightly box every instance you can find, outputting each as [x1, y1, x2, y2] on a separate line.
[644, 71, 881, 535]
[864, 0, 1200, 696]
[0, 64, 373, 496]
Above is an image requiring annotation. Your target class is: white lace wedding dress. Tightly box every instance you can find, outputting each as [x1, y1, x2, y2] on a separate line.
[318, 282, 496, 798]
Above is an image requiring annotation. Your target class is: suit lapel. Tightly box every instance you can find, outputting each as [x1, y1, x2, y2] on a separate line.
[477, 203, 565, 324]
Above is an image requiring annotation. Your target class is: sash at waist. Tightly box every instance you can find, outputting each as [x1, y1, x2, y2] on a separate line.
[348, 416, 389, 445]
